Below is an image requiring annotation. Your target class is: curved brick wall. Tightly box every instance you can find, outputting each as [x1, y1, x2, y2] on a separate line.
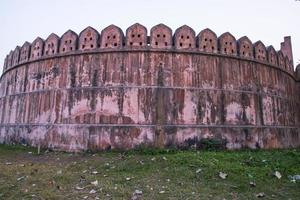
[0, 23, 299, 151]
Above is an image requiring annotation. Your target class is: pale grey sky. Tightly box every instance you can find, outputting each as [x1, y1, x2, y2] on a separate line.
[0, 0, 299, 72]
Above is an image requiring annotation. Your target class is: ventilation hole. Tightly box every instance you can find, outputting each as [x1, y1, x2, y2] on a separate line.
[137, 34, 140, 38]
[155, 42, 158, 45]
[189, 43, 192, 47]
[230, 42, 232, 45]
[180, 43, 183, 47]
[52, 50, 54, 53]
[130, 42, 133, 46]
[37, 52, 39, 56]
[157, 34, 160, 38]
[165, 42, 168, 46]
[231, 50, 234, 53]
[113, 35, 116, 39]
[51, 43, 54, 47]
[63, 48, 65, 52]
[107, 36, 110, 39]
[139, 42, 142, 46]
[48, 44, 50, 48]
[212, 46, 215, 50]
[70, 47, 73, 50]
[181, 35, 184, 39]
[224, 48, 227, 52]
[132, 34, 135, 38]
[69, 40, 72, 44]
[204, 38, 207, 41]
[105, 43, 108, 47]
[209, 39, 212, 42]
[84, 38, 87, 41]
[163, 34, 166, 38]
[225, 42, 228, 45]
[114, 43, 117, 46]
[187, 36, 190, 39]
[65, 41, 68, 44]
[258, 55, 260, 59]
[82, 45, 85, 49]
[90, 37, 92, 41]
[90, 44, 94, 48]
[242, 52, 245, 55]
[46, 51, 48, 55]
[258, 49, 261, 53]
[243, 45, 246, 48]
[203, 45, 206, 49]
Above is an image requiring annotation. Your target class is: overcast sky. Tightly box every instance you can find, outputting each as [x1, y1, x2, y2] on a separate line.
[0, 0, 299, 72]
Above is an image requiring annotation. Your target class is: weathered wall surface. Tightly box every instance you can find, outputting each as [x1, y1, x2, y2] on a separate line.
[0, 24, 299, 151]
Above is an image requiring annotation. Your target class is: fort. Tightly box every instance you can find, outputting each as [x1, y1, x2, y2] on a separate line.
[0, 23, 300, 152]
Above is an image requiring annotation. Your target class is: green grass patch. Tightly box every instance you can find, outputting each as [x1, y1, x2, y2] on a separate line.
[0, 145, 299, 199]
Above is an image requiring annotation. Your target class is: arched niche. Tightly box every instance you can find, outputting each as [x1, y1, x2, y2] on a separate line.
[150, 23, 172, 49]
[126, 23, 147, 47]
[237, 36, 253, 58]
[12, 46, 21, 66]
[79, 26, 99, 50]
[197, 28, 218, 53]
[44, 33, 60, 56]
[59, 30, 78, 53]
[218, 32, 237, 55]
[100, 25, 124, 49]
[267, 46, 278, 66]
[174, 25, 196, 50]
[277, 51, 285, 69]
[30, 37, 44, 60]
[19, 42, 31, 64]
[254, 41, 267, 62]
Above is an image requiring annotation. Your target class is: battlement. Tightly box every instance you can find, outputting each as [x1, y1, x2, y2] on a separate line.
[1, 23, 295, 75]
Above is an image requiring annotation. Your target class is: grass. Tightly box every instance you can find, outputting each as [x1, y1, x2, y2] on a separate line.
[0, 144, 299, 199]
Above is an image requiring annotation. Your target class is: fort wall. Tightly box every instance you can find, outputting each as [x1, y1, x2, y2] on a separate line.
[0, 24, 299, 151]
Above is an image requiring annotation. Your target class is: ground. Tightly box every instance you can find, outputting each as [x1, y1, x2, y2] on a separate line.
[0, 145, 299, 200]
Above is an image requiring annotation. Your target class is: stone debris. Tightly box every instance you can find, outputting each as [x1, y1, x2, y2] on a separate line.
[249, 181, 256, 187]
[256, 192, 265, 198]
[91, 180, 98, 186]
[131, 189, 143, 200]
[89, 189, 97, 194]
[274, 171, 282, 179]
[219, 172, 228, 179]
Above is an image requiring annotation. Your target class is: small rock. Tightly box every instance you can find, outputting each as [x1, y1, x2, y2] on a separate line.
[126, 177, 131, 181]
[5, 162, 12, 165]
[91, 180, 98, 186]
[17, 176, 26, 181]
[82, 170, 87, 174]
[131, 190, 143, 200]
[75, 186, 84, 190]
[274, 171, 282, 179]
[56, 170, 62, 175]
[219, 172, 228, 179]
[196, 168, 202, 173]
[249, 181, 256, 187]
[159, 190, 165, 194]
[162, 157, 167, 161]
[89, 189, 97, 194]
[91, 171, 98, 175]
[83, 196, 88, 199]
[256, 192, 265, 198]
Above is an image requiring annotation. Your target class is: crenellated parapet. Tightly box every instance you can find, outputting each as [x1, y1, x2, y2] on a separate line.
[1, 24, 295, 77]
